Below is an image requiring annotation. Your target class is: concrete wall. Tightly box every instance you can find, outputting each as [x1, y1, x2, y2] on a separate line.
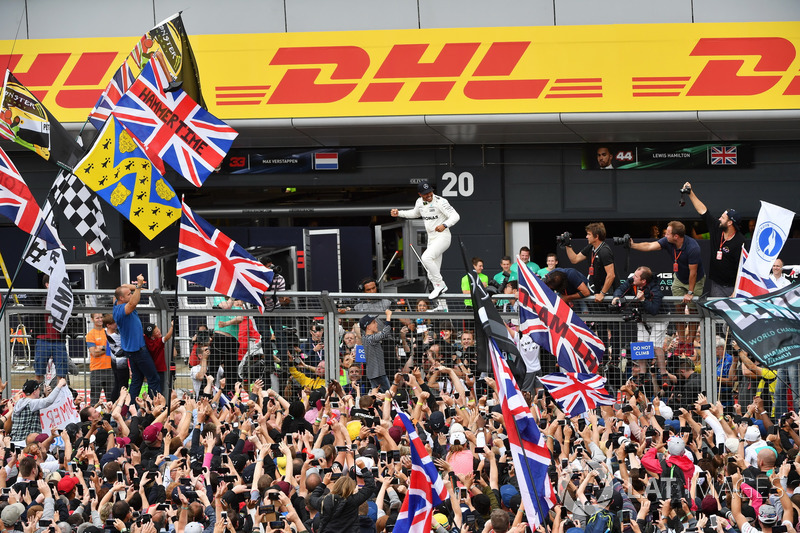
[2, 0, 799, 40]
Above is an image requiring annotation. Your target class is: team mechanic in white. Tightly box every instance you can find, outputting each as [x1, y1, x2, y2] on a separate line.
[391, 181, 460, 299]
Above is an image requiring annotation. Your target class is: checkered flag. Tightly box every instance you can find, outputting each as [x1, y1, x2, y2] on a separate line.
[50, 171, 113, 268]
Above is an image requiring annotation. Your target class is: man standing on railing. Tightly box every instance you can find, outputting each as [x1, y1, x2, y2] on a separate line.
[113, 274, 161, 400]
[391, 181, 460, 300]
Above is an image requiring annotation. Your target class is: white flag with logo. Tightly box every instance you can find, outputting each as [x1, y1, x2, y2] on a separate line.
[743, 201, 795, 279]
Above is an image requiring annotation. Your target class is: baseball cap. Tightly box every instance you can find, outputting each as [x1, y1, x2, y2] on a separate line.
[57, 475, 79, 494]
[143, 323, 156, 337]
[758, 504, 778, 525]
[449, 423, 466, 446]
[355, 456, 374, 476]
[100, 447, 123, 468]
[184, 523, 203, 533]
[1, 503, 25, 526]
[417, 181, 433, 194]
[276, 456, 287, 477]
[142, 422, 164, 444]
[428, 411, 446, 433]
[359, 314, 376, 331]
[725, 437, 740, 454]
[34, 433, 49, 443]
[659, 405, 674, 420]
[22, 380, 39, 394]
[745, 425, 761, 442]
[115, 437, 131, 446]
[667, 436, 686, 456]
[725, 208, 742, 229]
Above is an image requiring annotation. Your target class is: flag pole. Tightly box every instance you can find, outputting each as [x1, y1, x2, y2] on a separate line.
[457, 238, 549, 530]
[488, 338, 550, 531]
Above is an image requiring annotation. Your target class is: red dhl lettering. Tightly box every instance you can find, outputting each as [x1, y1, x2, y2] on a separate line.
[687, 37, 796, 96]
[0, 51, 121, 109]
[267, 41, 548, 104]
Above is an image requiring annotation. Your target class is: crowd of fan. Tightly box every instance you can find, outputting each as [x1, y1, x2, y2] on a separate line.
[2, 331, 800, 533]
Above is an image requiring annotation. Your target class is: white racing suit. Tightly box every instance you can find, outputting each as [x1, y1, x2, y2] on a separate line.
[397, 194, 460, 286]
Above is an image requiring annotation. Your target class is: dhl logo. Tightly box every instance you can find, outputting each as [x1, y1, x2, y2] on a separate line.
[2, 25, 800, 122]
[0, 51, 123, 109]
[218, 36, 800, 108]
[633, 37, 800, 97]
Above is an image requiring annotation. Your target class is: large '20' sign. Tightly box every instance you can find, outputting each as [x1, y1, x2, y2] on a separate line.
[441, 171, 474, 197]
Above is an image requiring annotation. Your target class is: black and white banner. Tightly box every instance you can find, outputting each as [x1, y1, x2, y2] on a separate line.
[24, 221, 73, 332]
[700, 283, 800, 369]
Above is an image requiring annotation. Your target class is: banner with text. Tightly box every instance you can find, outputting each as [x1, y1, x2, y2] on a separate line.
[40, 387, 80, 433]
[2, 22, 800, 121]
[581, 142, 751, 170]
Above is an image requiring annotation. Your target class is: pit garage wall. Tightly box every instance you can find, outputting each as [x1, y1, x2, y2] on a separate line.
[3, 141, 800, 293]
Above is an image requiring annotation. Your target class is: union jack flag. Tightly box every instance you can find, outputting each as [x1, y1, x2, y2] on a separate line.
[710, 146, 737, 165]
[538, 372, 615, 417]
[394, 411, 448, 533]
[177, 200, 273, 310]
[87, 62, 134, 131]
[489, 338, 557, 527]
[112, 57, 237, 187]
[0, 145, 61, 249]
[734, 248, 777, 298]
[516, 256, 604, 373]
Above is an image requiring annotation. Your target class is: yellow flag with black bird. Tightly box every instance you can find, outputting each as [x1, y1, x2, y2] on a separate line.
[73, 117, 180, 239]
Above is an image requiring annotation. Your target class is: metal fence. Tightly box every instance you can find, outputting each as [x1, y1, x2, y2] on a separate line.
[1, 288, 791, 415]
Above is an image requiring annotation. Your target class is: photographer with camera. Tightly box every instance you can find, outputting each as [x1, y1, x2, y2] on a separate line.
[560, 223, 619, 303]
[681, 182, 744, 297]
[611, 266, 666, 372]
[543, 268, 591, 307]
[629, 221, 705, 348]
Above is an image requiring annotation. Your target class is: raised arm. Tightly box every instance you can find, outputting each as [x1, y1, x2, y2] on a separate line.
[125, 274, 145, 315]
[683, 182, 708, 216]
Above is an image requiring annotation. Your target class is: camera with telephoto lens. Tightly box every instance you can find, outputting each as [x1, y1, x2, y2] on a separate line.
[612, 234, 632, 248]
[556, 231, 572, 247]
[487, 271, 511, 295]
[608, 300, 651, 333]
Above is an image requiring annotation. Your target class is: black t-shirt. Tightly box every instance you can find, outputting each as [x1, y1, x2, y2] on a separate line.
[703, 210, 745, 287]
[580, 242, 619, 294]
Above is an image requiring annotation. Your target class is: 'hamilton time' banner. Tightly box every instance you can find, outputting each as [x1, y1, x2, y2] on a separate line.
[700, 283, 800, 369]
[581, 143, 751, 170]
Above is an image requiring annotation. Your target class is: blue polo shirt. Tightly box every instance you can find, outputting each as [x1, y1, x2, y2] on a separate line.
[658, 236, 705, 284]
[113, 303, 144, 352]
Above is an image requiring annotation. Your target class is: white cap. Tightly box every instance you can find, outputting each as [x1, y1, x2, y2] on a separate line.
[449, 423, 466, 446]
[355, 456, 374, 476]
[725, 437, 740, 453]
[659, 405, 674, 420]
[745, 425, 761, 442]
[667, 436, 685, 456]
[185, 524, 203, 533]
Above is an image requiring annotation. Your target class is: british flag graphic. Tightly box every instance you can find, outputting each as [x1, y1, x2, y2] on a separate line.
[87, 63, 134, 131]
[516, 256, 604, 373]
[0, 146, 61, 249]
[489, 338, 557, 527]
[393, 411, 449, 533]
[538, 372, 615, 417]
[710, 146, 737, 165]
[177, 200, 273, 310]
[112, 56, 237, 187]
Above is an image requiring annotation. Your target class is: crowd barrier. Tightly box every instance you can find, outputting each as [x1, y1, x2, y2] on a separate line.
[0, 288, 792, 414]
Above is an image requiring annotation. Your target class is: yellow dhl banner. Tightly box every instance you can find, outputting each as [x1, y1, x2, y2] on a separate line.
[1, 21, 799, 122]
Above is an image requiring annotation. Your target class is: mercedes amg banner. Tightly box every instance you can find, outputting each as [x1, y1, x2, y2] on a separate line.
[700, 283, 800, 369]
